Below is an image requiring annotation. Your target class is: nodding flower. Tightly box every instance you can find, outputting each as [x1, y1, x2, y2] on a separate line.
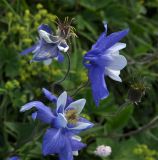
[83, 22, 129, 106]
[20, 17, 76, 65]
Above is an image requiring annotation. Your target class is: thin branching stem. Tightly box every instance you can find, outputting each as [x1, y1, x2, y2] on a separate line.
[71, 80, 90, 97]
[51, 52, 71, 87]
[107, 116, 158, 138]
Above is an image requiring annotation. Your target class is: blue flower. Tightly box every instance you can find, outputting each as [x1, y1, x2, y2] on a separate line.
[20, 24, 69, 64]
[20, 88, 93, 159]
[83, 22, 129, 106]
[8, 156, 20, 160]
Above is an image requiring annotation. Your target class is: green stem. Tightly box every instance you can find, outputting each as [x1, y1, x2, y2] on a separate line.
[1, 95, 9, 144]
[51, 52, 71, 88]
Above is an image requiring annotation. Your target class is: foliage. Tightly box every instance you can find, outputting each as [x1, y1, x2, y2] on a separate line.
[0, 0, 158, 159]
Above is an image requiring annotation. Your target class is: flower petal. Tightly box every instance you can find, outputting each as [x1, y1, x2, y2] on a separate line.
[92, 32, 106, 50]
[70, 138, 86, 151]
[73, 151, 79, 156]
[54, 113, 68, 128]
[103, 29, 129, 51]
[70, 121, 92, 130]
[20, 44, 37, 55]
[108, 54, 127, 70]
[107, 42, 126, 54]
[31, 41, 58, 61]
[42, 128, 73, 160]
[84, 49, 113, 68]
[58, 40, 69, 52]
[43, 59, 52, 65]
[78, 117, 94, 129]
[92, 22, 108, 50]
[88, 66, 109, 106]
[59, 140, 73, 160]
[20, 101, 54, 124]
[57, 91, 67, 114]
[105, 68, 122, 82]
[57, 51, 64, 62]
[42, 128, 64, 155]
[42, 88, 57, 103]
[66, 99, 86, 115]
[49, 35, 60, 43]
[72, 135, 81, 141]
[38, 30, 53, 43]
[38, 24, 52, 34]
[32, 112, 37, 120]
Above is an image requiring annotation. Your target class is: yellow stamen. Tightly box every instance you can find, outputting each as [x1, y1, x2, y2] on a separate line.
[65, 109, 78, 124]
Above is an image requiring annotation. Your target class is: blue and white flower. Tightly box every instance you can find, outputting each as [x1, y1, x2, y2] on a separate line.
[20, 88, 93, 160]
[20, 24, 69, 64]
[83, 22, 129, 106]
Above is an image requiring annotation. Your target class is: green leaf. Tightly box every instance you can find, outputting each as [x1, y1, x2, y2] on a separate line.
[0, 88, 6, 94]
[106, 105, 134, 132]
[79, 0, 111, 11]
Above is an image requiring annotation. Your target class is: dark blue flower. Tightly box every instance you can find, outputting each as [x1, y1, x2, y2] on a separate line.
[20, 88, 93, 159]
[83, 22, 129, 106]
[8, 156, 20, 160]
[20, 24, 69, 64]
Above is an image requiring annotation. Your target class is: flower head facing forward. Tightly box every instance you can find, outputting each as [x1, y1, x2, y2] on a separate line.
[20, 88, 93, 159]
[20, 23, 70, 64]
[83, 22, 129, 106]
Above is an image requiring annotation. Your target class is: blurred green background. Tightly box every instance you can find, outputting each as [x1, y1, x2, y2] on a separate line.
[0, 0, 158, 159]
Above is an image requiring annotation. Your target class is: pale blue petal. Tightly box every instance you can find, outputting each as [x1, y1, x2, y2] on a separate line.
[107, 54, 127, 70]
[56, 91, 67, 114]
[43, 59, 52, 65]
[69, 122, 92, 130]
[58, 41, 69, 52]
[66, 99, 86, 115]
[54, 113, 68, 128]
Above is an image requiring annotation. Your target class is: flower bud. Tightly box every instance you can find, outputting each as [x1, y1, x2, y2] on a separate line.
[94, 145, 112, 157]
[128, 80, 148, 104]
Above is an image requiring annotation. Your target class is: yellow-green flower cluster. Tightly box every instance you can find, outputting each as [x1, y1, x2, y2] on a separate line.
[19, 56, 62, 82]
[5, 80, 20, 90]
[133, 144, 158, 160]
[18, 56, 63, 98]
[3, 3, 56, 50]
[80, 71, 88, 83]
